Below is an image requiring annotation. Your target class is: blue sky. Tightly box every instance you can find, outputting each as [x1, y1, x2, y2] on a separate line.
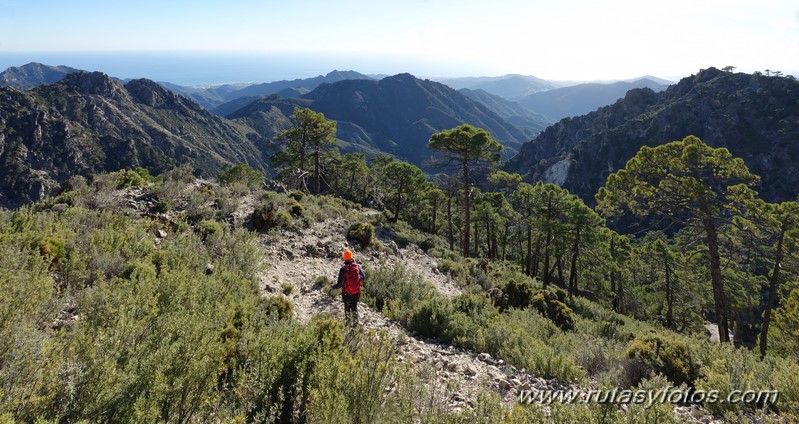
[1, 0, 797, 83]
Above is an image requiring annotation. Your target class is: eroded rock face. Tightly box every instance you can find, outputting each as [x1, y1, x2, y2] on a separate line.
[505, 68, 799, 205]
[0, 72, 272, 207]
[63, 71, 130, 101]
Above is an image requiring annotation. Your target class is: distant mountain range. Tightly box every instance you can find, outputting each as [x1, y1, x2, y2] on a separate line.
[516, 78, 671, 121]
[0, 71, 270, 206]
[458, 88, 552, 134]
[435, 74, 556, 99]
[0, 68, 544, 205]
[504, 67, 799, 204]
[224, 73, 534, 165]
[164, 70, 375, 110]
[2, 63, 799, 212]
[2, 63, 677, 123]
[0, 62, 81, 89]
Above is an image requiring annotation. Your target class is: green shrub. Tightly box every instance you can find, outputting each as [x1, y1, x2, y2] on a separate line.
[289, 201, 305, 216]
[407, 296, 454, 339]
[504, 278, 538, 309]
[405, 293, 498, 353]
[113, 167, 160, 189]
[438, 258, 467, 277]
[498, 325, 584, 381]
[116, 168, 148, 188]
[252, 202, 278, 232]
[623, 374, 688, 424]
[570, 334, 624, 376]
[361, 263, 434, 317]
[217, 163, 264, 189]
[307, 330, 397, 423]
[530, 289, 575, 331]
[771, 356, 799, 415]
[260, 295, 294, 320]
[289, 191, 304, 202]
[275, 210, 294, 229]
[418, 238, 435, 252]
[313, 275, 333, 290]
[196, 219, 224, 242]
[347, 222, 374, 248]
[155, 199, 171, 213]
[626, 332, 700, 387]
[696, 343, 785, 415]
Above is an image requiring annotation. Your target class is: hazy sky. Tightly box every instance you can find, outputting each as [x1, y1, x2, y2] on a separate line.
[1, 0, 797, 83]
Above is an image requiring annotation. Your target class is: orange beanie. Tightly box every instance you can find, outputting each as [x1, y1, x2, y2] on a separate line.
[343, 249, 353, 261]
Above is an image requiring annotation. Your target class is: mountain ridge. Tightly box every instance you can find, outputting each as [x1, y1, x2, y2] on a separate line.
[516, 78, 670, 121]
[504, 67, 799, 204]
[0, 62, 82, 89]
[0, 71, 270, 206]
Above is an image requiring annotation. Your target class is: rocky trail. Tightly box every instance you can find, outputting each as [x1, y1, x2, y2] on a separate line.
[255, 215, 724, 422]
[257, 216, 559, 412]
[108, 184, 726, 422]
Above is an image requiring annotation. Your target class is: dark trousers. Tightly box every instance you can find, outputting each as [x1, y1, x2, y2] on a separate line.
[342, 292, 360, 325]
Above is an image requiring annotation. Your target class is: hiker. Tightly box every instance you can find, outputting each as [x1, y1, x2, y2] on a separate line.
[331, 249, 366, 325]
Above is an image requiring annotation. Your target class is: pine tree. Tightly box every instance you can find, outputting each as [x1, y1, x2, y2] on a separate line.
[429, 125, 502, 257]
[596, 135, 759, 343]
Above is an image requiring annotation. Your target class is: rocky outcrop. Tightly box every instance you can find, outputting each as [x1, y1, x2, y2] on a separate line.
[505, 68, 799, 204]
[0, 72, 272, 206]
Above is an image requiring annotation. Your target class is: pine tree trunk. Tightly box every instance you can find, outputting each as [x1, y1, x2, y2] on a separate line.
[393, 180, 403, 223]
[664, 249, 674, 329]
[473, 221, 479, 257]
[568, 228, 580, 298]
[502, 221, 509, 261]
[543, 227, 552, 287]
[532, 234, 541, 278]
[760, 223, 786, 357]
[431, 200, 438, 234]
[462, 163, 471, 257]
[447, 196, 454, 251]
[704, 214, 731, 343]
[314, 147, 321, 195]
[526, 226, 532, 276]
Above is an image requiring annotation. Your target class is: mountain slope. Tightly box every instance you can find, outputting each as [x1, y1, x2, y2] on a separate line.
[436, 74, 555, 99]
[235, 70, 373, 98]
[0, 62, 82, 89]
[0, 71, 270, 206]
[517, 78, 670, 121]
[163, 70, 374, 110]
[459, 88, 552, 136]
[300, 73, 532, 165]
[504, 68, 799, 204]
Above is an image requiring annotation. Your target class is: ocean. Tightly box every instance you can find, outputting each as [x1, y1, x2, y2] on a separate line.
[0, 51, 390, 86]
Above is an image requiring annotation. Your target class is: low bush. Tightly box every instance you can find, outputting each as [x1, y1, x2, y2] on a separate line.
[626, 332, 700, 387]
[289, 200, 305, 216]
[260, 295, 294, 320]
[116, 167, 158, 188]
[252, 202, 278, 232]
[503, 278, 538, 309]
[407, 296, 454, 339]
[530, 289, 575, 331]
[196, 219, 224, 242]
[347, 222, 374, 248]
[217, 163, 264, 189]
[155, 199, 171, 213]
[275, 210, 294, 229]
[360, 263, 434, 317]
